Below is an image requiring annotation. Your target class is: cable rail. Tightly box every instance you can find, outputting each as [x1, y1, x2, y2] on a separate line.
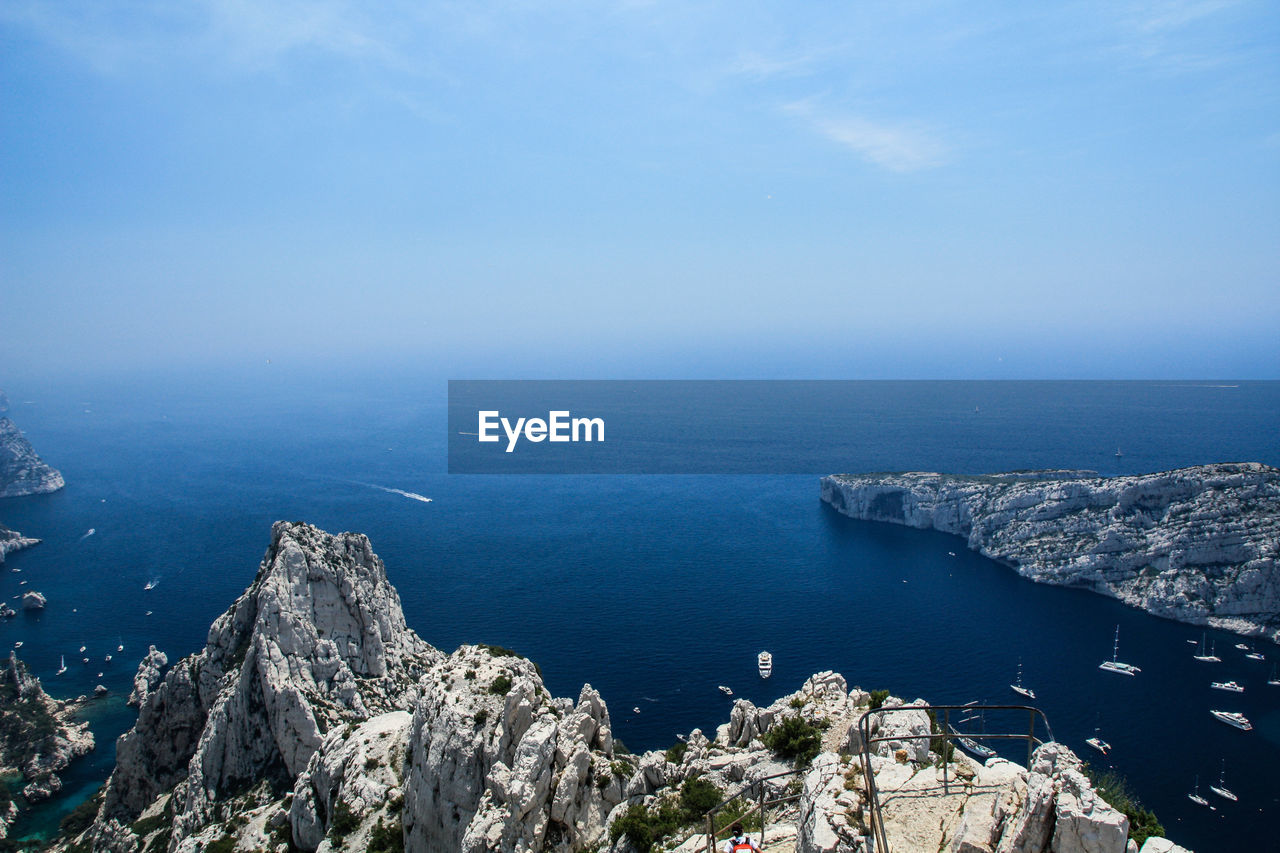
[857, 703, 1054, 853]
[700, 768, 807, 853]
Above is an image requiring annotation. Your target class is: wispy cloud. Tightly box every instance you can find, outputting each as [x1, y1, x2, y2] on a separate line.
[785, 100, 948, 173]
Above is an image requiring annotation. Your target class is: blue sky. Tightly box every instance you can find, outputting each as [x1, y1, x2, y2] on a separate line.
[2, 1, 1277, 379]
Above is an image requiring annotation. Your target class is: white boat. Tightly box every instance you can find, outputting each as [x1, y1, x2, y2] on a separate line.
[117, 642, 125, 653]
[949, 724, 996, 760]
[1210, 760, 1238, 801]
[1188, 775, 1209, 807]
[1193, 633, 1221, 663]
[718, 685, 733, 696]
[56, 655, 66, 675]
[757, 651, 773, 679]
[1245, 651, 1265, 661]
[78, 645, 86, 653]
[1268, 665, 1280, 686]
[144, 579, 157, 590]
[1098, 625, 1140, 675]
[104, 654, 112, 662]
[632, 707, 641, 714]
[1085, 736, 1111, 756]
[1210, 680, 1243, 693]
[1115, 448, 1123, 458]
[1234, 643, 1249, 651]
[12, 641, 21, 649]
[82, 657, 89, 664]
[1210, 710, 1253, 731]
[1010, 659, 1035, 699]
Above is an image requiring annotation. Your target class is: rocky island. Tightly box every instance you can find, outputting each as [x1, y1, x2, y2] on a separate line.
[821, 463, 1280, 640]
[0, 653, 96, 838]
[52, 521, 1187, 853]
[0, 523, 39, 566]
[0, 389, 64, 498]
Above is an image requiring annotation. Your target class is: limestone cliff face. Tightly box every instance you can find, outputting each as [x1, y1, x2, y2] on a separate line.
[0, 415, 64, 498]
[65, 521, 1177, 853]
[0, 523, 39, 565]
[821, 464, 1280, 640]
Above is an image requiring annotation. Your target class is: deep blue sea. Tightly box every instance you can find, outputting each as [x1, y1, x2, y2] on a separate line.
[1, 371, 1277, 851]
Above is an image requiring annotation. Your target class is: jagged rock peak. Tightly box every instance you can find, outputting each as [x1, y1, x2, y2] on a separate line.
[93, 521, 441, 843]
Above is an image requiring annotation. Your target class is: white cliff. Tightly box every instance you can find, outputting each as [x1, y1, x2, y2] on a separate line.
[821, 464, 1280, 640]
[58, 522, 1187, 853]
[0, 414, 64, 498]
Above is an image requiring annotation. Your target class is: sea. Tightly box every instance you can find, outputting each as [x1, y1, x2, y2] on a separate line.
[1, 370, 1277, 851]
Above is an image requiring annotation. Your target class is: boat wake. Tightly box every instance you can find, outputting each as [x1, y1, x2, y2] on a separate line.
[364, 483, 433, 504]
[79, 528, 96, 540]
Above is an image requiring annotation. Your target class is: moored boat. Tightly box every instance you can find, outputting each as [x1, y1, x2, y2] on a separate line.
[757, 650, 773, 679]
[1098, 625, 1140, 675]
[1210, 710, 1253, 731]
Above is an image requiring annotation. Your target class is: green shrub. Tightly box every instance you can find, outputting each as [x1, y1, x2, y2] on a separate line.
[679, 776, 721, 816]
[489, 675, 512, 696]
[613, 739, 630, 755]
[205, 837, 237, 853]
[330, 799, 361, 840]
[789, 697, 805, 709]
[367, 816, 405, 853]
[869, 690, 890, 710]
[665, 741, 688, 764]
[1084, 766, 1164, 845]
[762, 716, 822, 766]
[474, 709, 489, 727]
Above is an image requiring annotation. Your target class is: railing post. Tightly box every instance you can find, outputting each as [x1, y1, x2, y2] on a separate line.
[759, 781, 766, 846]
[706, 811, 713, 853]
[943, 707, 951, 793]
[1027, 709, 1035, 769]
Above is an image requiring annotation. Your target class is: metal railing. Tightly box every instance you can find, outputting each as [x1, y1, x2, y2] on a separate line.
[701, 769, 807, 853]
[857, 704, 1054, 853]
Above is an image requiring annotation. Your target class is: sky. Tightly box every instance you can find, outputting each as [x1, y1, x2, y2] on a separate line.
[1, 0, 1278, 380]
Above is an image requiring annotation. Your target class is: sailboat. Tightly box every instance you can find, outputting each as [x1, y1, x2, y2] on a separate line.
[1010, 659, 1036, 700]
[1209, 760, 1238, 801]
[1193, 633, 1221, 663]
[56, 655, 66, 675]
[1188, 775, 1209, 807]
[1085, 712, 1111, 755]
[952, 702, 996, 760]
[1098, 625, 1140, 675]
[1268, 664, 1280, 686]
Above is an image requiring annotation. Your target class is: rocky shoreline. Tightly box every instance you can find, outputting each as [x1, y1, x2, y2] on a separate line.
[51, 521, 1187, 852]
[820, 463, 1280, 641]
[0, 653, 97, 838]
[0, 523, 39, 566]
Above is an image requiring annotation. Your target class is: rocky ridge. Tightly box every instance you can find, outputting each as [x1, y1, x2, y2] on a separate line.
[0, 523, 39, 565]
[0, 408, 64, 497]
[55, 520, 1191, 853]
[821, 464, 1280, 640]
[0, 653, 96, 837]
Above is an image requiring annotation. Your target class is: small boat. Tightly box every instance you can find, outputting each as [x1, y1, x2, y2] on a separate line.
[12, 641, 21, 649]
[104, 654, 112, 662]
[1085, 736, 1111, 756]
[1210, 760, 1238, 802]
[1010, 659, 1035, 699]
[56, 655, 66, 675]
[1245, 651, 1265, 661]
[145, 610, 153, 616]
[1185, 639, 1198, 645]
[79, 645, 86, 653]
[1234, 643, 1249, 651]
[1210, 710, 1253, 731]
[1099, 625, 1140, 675]
[82, 657, 89, 664]
[1268, 665, 1280, 686]
[757, 651, 773, 679]
[144, 580, 156, 590]
[1188, 775, 1209, 807]
[718, 685, 733, 696]
[947, 551, 956, 556]
[117, 642, 125, 653]
[1115, 448, 1123, 458]
[1193, 633, 1221, 663]
[1210, 681, 1244, 693]
[948, 724, 996, 760]
[632, 707, 641, 714]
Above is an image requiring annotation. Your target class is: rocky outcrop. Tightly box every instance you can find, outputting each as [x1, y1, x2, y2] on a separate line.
[822, 464, 1280, 639]
[127, 646, 168, 708]
[0, 653, 95, 836]
[0, 415, 64, 498]
[0, 523, 39, 565]
[21, 591, 46, 611]
[58, 521, 1191, 853]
